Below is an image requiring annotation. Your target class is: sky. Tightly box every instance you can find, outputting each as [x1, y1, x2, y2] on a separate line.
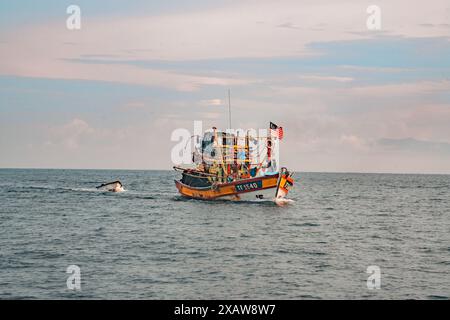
[1, 0, 450, 173]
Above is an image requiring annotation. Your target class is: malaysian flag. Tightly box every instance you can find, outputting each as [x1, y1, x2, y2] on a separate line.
[270, 122, 284, 140]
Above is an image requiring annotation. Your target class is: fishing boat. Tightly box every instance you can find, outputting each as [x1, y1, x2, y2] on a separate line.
[174, 123, 294, 201]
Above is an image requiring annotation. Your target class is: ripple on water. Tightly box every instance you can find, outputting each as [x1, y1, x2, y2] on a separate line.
[1, 169, 449, 299]
[292, 222, 320, 227]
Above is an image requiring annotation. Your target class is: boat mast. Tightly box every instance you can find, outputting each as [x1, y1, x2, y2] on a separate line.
[228, 89, 232, 129]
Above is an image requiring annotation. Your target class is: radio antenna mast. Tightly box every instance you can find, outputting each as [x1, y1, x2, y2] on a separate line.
[228, 89, 232, 129]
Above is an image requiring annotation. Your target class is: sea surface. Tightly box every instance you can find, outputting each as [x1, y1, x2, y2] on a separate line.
[0, 169, 449, 299]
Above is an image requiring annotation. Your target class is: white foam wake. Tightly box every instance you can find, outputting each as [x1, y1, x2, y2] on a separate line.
[274, 198, 295, 206]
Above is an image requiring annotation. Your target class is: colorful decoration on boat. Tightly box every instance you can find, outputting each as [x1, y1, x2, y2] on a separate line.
[174, 122, 294, 202]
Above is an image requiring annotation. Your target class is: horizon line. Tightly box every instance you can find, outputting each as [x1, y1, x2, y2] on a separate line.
[0, 167, 449, 176]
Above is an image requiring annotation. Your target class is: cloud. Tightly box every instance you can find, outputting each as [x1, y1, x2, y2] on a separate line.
[277, 22, 302, 30]
[0, 57, 252, 92]
[1, 0, 449, 90]
[419, 23, 450, 28]
[349, 80, 450, 97]
[32, 116, 191, 169]
[336, 65, 409, 73]
[298, 75, 354, 82]
[377, 137, 450, 154]
[47, 118, 99, 150]
[200, 99, 223, 106]
[1, 1, 450, 172]
[268, 80, 450, 100]
[120, 101, 147, 110]
[340, 134, 367, 150]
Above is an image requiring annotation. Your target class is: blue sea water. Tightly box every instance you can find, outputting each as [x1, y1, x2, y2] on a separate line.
[0, 169, 449, 299]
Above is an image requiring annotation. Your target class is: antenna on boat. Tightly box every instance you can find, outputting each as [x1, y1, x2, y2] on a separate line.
[228, 88, 232, 129]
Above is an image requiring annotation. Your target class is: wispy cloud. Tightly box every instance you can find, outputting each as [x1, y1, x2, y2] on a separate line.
[377, 137, 450, 153]
[200, 99, 224, 106]
[298, 75, 354, 82]
[2, 0, 449, 83]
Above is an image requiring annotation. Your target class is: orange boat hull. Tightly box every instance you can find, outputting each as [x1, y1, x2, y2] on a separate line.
[175, 174, 279, 200]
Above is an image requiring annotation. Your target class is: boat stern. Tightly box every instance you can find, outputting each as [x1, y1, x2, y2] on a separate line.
[275, 167, 294, 199]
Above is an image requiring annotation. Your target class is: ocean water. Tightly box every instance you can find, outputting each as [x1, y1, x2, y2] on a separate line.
[0, 169, 449, 300]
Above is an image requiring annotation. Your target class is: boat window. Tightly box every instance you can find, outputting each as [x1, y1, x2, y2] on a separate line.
[202, 132, 214, 151]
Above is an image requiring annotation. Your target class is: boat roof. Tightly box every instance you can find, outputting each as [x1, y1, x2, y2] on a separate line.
[203, 128, 270, 138]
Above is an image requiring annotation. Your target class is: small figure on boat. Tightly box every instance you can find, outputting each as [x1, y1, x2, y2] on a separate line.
[274, 167, 294, 206]
[96, 181, 124, 193]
